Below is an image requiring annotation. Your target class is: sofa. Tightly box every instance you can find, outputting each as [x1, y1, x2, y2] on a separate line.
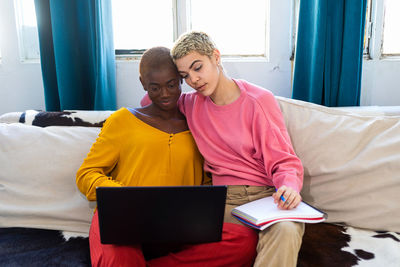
[0, 97, 399, 267]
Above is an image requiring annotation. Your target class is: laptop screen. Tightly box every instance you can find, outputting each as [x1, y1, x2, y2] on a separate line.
[96, 185, 227, 245]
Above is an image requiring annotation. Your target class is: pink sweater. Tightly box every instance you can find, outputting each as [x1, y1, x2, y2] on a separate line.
[141, 79, 303, 192]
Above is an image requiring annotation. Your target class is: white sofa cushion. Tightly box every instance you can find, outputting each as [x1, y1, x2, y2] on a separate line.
[276, 97, 400, 232]
[0, 123, 99, 233]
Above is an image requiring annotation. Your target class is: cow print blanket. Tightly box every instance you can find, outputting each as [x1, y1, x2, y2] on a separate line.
[0, 109, 113, 127]
[0, 227, 90, 267]
[1, 223, 399, 267]
[298, 223, 400, 267]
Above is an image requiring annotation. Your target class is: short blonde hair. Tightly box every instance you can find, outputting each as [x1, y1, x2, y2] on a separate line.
[171, 31, 217, 60]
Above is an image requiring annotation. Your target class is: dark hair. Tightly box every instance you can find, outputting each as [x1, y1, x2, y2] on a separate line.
[139, 46, 178, 78]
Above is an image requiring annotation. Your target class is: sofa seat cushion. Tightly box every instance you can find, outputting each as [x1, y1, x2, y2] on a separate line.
[0, 123, 99, 233]
[276, 97, 400, 232]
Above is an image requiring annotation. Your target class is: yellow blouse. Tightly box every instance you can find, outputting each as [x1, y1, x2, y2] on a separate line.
[76, 108, 207, 201]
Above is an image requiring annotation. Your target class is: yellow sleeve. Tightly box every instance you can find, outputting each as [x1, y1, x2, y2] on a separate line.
[76, 115, 123, 201]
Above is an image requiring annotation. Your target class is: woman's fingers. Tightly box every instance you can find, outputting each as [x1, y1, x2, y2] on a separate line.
[276, 186, 302, 210]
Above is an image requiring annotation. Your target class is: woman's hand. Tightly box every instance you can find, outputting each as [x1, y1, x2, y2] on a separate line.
[273, 185, 302, 210]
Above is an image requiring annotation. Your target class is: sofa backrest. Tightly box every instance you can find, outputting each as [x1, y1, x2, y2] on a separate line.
[0, 124, 100, 233]
[1, 100, 400, 233]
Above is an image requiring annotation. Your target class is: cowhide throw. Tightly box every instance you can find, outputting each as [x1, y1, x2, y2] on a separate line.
[14, 110, 114, 127]
[298, 223, 400, 267]
[2, 223, 398, 266]
[0, 227, 90, 267]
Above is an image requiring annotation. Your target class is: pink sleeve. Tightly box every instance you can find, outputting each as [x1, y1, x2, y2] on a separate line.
[140, 93, 151, 107]
[255, 95, 303, 192]
[178, 93, 187, 115]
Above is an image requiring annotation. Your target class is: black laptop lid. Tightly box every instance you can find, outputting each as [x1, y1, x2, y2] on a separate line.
[96, 186, 227, 245]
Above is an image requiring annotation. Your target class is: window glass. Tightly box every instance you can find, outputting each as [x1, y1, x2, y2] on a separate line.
[15, 0, 40, 60]
[382, 0, 400, 54]
[112, 0, 174, 50]
[190, 0, 267, 56]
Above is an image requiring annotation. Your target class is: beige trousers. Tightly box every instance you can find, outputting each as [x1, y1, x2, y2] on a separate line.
[224, 185, 305, 267]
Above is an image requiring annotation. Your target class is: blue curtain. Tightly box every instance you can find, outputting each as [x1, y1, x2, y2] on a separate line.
[292, 0, 367, 107]
[34, 0, 116, 111]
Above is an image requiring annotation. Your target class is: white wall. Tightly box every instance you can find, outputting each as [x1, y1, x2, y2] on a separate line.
[0, 0, 399, 115]
[361, 60, 400, 106]
[0, 0, 45, 114]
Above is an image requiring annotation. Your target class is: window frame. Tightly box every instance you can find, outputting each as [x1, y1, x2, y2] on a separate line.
[363, 0, 373, 56]
[367, 0, 400, 60]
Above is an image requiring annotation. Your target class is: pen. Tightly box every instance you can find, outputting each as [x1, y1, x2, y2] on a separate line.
[275, 188, 286, 202]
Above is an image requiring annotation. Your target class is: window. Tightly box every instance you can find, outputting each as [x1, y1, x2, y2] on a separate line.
[381, 0, 400, 55]
[112, 0, 175, 53]
[14, 0, 268, 59]
[14, 0, 40, 60]
[112, 0, 269, 57]
[9, 0, 400, 61]
[190, 0, 267, 56]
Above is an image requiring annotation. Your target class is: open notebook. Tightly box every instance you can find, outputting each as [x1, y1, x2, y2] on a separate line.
[232, 196, 327, 231]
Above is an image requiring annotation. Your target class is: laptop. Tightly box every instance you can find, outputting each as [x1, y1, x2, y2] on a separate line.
[96, 185, 227, 245]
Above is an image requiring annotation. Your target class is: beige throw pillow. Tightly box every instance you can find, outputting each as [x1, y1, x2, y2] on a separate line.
[276, 96, 400, 232]
[0, 123, 99, 233]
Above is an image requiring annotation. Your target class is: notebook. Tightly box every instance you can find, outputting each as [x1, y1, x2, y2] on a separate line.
[232, 196, 327, 231]
[96, 185, 227, 245]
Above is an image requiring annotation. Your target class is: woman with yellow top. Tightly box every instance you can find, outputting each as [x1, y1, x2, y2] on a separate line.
[76, 47, 257, 267]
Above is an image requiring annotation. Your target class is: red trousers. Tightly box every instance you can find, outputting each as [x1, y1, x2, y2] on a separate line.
[89, 211, 257, 267]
